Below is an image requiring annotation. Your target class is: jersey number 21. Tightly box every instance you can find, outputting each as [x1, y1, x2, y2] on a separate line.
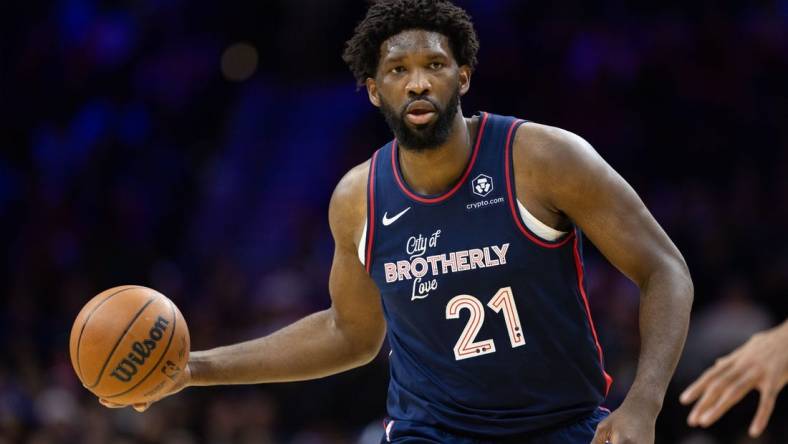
[445, 286, 525, 361]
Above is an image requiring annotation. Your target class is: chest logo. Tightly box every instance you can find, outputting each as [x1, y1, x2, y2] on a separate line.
[383, 226, 511, 301]
[472, 174, 493, 197]
[382, 207, 411, 226]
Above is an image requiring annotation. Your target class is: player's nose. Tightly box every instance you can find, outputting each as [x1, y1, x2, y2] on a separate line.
[405, 69, 431, 96]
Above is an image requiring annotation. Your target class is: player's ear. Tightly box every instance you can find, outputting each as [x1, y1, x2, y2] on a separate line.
[366, 77, 381, 107]
[458, 65, 471, 96]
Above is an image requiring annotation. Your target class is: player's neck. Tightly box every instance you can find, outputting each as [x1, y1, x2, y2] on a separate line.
[397, 112, 477, 196]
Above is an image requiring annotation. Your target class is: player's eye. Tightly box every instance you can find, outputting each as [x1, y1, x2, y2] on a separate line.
[391, 66, 406, 74]
[429, 62, 444, 70]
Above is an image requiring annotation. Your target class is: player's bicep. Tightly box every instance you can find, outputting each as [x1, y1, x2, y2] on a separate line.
[325, 163, 386, 355]
[542, 131, 686, 285]
[327, 236, 385, 347]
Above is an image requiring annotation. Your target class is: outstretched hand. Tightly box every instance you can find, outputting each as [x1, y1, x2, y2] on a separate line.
[96, 361, 192, 412]
[680, 321, 788, 438]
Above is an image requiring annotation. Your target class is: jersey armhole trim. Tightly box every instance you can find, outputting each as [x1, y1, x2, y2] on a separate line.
[571, 232, 614, 396]
[504, 119, 575, 249]
[364, 150, 380, 274]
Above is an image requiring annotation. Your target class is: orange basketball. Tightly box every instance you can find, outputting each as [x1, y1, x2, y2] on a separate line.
[69, 285, 190, 405]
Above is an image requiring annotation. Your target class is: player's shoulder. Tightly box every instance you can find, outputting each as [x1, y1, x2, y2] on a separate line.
[328, 159, 371, 246]
[330, 159, 370, 213]
[513, 121, 601, 179]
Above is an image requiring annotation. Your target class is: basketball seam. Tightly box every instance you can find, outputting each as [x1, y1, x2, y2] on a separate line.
[86, 296, 157, 389]
[76, 286, 143, 383]
[103, 299, 178, 400]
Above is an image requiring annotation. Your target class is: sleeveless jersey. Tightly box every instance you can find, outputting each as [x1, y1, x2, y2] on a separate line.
[363, 112, 612, 440]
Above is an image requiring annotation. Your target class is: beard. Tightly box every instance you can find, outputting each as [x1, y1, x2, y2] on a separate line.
[378, 86, 461, 152]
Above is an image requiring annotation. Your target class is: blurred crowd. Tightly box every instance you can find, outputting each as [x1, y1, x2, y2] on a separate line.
[2, 0, 787, 443]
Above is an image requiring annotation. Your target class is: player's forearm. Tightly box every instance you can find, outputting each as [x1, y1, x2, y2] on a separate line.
[187, 309, 380, 386]
[625, 259, 694, 413]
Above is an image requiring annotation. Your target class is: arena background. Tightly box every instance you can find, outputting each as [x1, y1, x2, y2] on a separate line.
[2, 1, 787, 443]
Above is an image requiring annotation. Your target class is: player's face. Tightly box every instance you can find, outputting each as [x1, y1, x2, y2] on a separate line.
[366, 30, 471, 151]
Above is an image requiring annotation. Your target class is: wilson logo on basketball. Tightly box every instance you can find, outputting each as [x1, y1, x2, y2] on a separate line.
[110, 316, 170, 383]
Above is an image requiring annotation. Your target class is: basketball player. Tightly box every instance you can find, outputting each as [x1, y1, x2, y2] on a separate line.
[680, 318, 788, 438]
[100, 1, 694, 442]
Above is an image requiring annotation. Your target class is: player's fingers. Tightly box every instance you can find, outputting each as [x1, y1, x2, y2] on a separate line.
[687, 366, 740, 426]
[696, 371, 756, 427]
[749, 388, 777, 438]
[591, 419, 611, 444]
[680, 356, 734, 405]
[98, 398, 126, 409]
[132, 402, 151, 412]
[688, 387, 723, 426]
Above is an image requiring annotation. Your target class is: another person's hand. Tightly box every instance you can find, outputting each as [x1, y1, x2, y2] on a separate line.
[97, 360, 192, 412]
[680, 320, 788, 437]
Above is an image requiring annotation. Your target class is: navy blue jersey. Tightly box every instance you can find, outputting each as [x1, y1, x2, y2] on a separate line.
[363, 112, 612, 440]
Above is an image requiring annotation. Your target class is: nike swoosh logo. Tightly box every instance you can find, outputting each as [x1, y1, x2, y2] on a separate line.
[382, 207, 412, 226]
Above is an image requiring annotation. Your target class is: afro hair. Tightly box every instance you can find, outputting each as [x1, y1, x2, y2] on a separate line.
[342, 0, 479, 87]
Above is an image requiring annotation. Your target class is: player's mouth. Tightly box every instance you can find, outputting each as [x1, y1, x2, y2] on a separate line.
[405, 101, 437, 126]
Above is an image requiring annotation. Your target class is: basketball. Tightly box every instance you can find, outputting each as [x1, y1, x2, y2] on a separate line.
[69, 285, 190, 405]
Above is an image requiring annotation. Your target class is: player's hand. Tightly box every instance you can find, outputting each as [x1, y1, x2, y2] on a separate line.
[679, 321, 788, 438]
[96, 360, 193, 412]
[591, 402, 656, 444]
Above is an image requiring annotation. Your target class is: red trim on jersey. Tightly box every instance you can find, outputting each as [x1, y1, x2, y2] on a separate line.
[391, 112, 489, 204]
[504, 119, 574, 248]
[365, 151, 379, 274]
[572, 233, 614, 396]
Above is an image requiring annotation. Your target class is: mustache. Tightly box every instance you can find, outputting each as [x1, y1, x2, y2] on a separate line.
[400, 95, 441, 117]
